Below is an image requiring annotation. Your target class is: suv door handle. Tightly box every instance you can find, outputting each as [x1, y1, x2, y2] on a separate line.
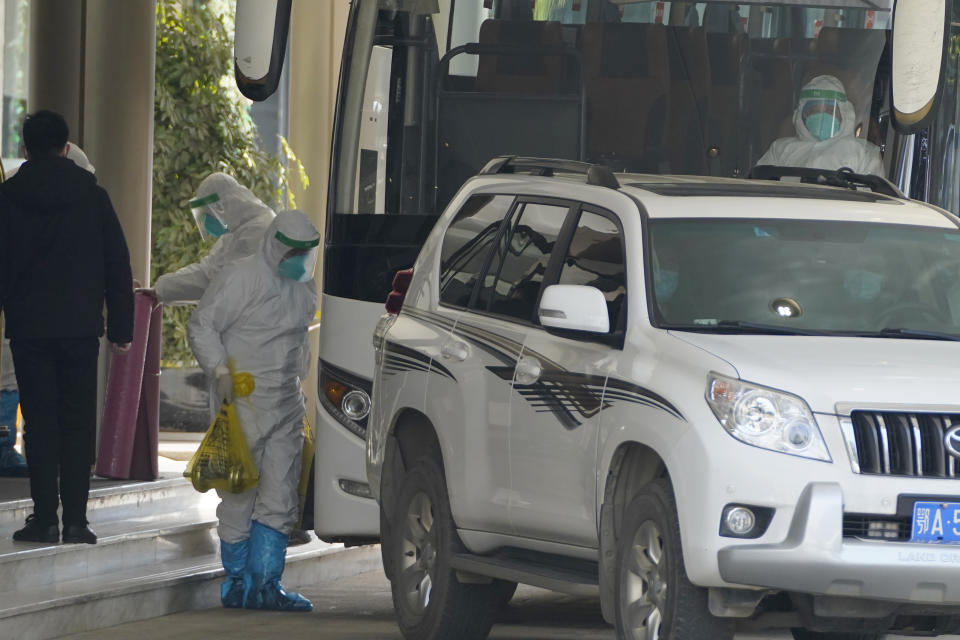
[515, 356, 542, 385]
[441, 340, 469, 362]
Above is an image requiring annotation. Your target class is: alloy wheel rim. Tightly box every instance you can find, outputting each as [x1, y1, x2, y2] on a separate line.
[398, 490, 437, 616]
[620, 519, 667, 640]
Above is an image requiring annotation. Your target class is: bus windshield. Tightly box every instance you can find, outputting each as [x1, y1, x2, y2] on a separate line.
[434, 1, 889, 193]
[327, 0, 900, 303]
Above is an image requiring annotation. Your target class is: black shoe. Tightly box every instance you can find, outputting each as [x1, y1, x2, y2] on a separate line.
[13, 514, 59, 543]
[288, 529, 312, 547]
[62, 524, 97, 544]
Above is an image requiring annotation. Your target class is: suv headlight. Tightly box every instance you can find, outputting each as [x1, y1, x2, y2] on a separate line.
[706, 373, 831, 462]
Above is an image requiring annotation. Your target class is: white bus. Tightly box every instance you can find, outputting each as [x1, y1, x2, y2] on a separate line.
[236, 0, 957, 545]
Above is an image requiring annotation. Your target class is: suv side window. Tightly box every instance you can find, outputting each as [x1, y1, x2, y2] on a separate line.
[439, 195, 514, 308]
[475, 202, 570, 322]
[557, 210, 627, 331]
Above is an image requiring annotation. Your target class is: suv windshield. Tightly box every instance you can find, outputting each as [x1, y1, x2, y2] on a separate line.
[649, 218, 960, 337]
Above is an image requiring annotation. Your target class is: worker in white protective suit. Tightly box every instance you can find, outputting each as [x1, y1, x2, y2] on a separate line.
[756, 75, 883, 176]
[149, 173, 275, 303]
[187, 209, 318, 612]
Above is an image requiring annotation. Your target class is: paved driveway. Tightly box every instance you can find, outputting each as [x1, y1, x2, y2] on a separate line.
[57, 569, 959, 640]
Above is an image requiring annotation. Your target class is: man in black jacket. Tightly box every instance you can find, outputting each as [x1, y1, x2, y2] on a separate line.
[0, 110, 134, 544]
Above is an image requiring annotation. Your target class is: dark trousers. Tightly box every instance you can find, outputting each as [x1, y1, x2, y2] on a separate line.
[9, 337, 99, 527]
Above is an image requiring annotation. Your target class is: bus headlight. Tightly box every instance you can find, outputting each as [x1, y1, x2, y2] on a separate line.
[319, 361, 372, 440]
[706, 373, 831, 462]
[342, 389, 371, 421]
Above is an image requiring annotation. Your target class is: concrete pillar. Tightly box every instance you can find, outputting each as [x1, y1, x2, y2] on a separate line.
[82, 0, 156, 287]
[288, 1, 349, 422]
[28, 0, 84, 141]
[288, 0, 349, 236]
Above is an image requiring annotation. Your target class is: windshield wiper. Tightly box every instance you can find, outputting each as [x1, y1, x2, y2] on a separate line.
[858, 328, 960, 342]
[665, 321, 827, 336]
[749, 165, 904, 199]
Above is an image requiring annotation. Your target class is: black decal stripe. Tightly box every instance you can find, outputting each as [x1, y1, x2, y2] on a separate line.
[383, 361, 425, 374]
[385, 354, 431, 373]
[428, 359, 456, 381]
[385, 341, 432, 366]
[403, 307, 457, 330]
[404, 310, 684, 422]
[383, 340, 457, 382]
[603, 382, 685, 421]
[455, 326, 522, 365]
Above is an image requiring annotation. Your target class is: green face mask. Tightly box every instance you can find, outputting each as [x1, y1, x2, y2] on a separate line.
[805, 113, 842, 141]
[203, 214, 228, 238]
[278, 254, 308, 281]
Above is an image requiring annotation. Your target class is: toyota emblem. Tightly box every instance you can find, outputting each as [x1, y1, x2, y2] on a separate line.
[946, 425, 960, 460]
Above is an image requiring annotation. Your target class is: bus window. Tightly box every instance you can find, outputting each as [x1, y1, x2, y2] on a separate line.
[325, 0, 897, 303]
[354, 45, 391, 215]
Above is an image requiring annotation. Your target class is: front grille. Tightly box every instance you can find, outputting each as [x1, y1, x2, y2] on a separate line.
[846, 412, 960, 477]
[843, 514, 911, 541]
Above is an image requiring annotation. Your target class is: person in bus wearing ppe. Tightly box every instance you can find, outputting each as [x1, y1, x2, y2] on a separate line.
[756, 75, 883, 176]
[187, 210, 319, 612]
[148, 172, 275, 304]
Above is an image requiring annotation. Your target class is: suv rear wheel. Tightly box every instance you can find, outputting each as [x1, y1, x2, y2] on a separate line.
[615, 478, 734, 640]
[387, 456, 507, 640]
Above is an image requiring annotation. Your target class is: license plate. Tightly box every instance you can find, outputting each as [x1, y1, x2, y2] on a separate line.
[911, 501, 960, 544]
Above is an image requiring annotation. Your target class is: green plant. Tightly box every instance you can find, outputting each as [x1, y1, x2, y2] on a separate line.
[152, 0, 307, 364]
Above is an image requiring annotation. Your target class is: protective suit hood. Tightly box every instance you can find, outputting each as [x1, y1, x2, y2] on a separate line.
[792, 75, 857, 143]
[261, 210, 320, 271]
[66, 143, 95, 174]
[195, 173, 274, 231]
[755, 74, 882, 175]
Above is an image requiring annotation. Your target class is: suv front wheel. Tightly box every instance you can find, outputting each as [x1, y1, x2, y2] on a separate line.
[615, 478, 734, 640]
[387, 456, 508, 640]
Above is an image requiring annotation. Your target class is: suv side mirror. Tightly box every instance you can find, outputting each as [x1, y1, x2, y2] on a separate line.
[538, 285, 610, 334]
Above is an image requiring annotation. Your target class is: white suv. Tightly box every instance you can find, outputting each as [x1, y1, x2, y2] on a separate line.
[368, 157, 960, 640]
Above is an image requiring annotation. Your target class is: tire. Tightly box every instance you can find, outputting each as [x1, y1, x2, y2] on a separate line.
[614, 478, 734, 640]
[494, 580, 519, 610]
[380, 502, 395, 581]
[387, 456, 504, 640]
[791, 631, 883, 640]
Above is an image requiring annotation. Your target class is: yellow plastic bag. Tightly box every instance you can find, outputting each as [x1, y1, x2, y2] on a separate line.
[296, 418, 315, 528]
[184, 401, 259, 494]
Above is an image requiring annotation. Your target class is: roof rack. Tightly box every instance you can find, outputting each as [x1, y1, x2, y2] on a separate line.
[748, 165, 905, 199]
[480, 156, 620, 190]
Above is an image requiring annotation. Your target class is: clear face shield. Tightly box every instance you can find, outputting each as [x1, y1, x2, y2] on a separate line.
[190, 193, 229, 241]
[801, 88, 846, 142]
[275, 231, 320, 282]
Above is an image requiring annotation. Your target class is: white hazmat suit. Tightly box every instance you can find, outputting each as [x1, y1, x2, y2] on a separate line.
[154, 173, 275, 303]
[187, 210, 317, 540]
[187, 210, 318, 611]
[756, 75, 883, 176]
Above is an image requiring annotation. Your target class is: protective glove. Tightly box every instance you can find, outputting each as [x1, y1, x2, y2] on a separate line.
[215, 366, 233, 405]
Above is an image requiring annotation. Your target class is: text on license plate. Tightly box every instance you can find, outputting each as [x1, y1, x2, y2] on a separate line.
[911, 501, 960, 543]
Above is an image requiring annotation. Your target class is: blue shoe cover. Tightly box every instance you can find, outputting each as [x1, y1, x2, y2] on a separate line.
[243, 520, 313, 612]
[0, 390, 20, 448]
[220, 539, 248, 608]
[0, 447, 27, 477]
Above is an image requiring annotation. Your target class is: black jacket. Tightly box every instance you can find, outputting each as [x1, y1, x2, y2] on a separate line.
[0, 156, 134, 343]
